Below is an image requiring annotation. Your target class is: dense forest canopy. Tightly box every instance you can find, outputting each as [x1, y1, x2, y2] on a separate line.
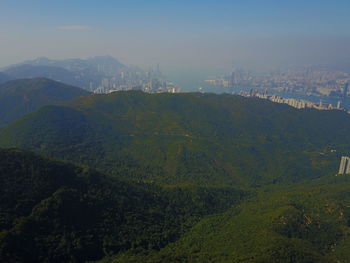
[0, 91, 349, 187]
[1, 91, 350, 262]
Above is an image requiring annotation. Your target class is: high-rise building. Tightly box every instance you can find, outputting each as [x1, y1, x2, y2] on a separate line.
[337, 100, 342, 109]
[338, 156, 350, 175]
[343, 83, 349, 97]
[229, 71, 235, 88]
[156, 63, 161, 78]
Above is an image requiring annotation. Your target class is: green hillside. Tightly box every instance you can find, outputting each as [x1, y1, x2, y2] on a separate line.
[0, 91, 349, 187]
[2, 91, 350, 262]
[107, 176, 350, 263]
[0, 148, 245, 263]
[0, 78, 89, 126]
[2, 150, 350, 262]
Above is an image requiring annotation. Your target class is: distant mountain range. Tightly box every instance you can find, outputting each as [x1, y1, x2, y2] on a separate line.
[1, 56, 133, 90]
[0, 78, 89, 126]
[18, 55, 128, 76]
[3, 64, 83, 87]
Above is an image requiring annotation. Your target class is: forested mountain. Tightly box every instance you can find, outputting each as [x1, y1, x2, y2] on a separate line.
[2, 149, 350, 262]
[110, 176, 350, 263]
[0, 148, 245, 263]
[0, 78, 89, 126]
[0, 91, 349, 187]
[2, 92, 350, 262]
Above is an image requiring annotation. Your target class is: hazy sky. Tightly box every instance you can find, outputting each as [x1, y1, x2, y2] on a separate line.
[1, 0, 350, 71]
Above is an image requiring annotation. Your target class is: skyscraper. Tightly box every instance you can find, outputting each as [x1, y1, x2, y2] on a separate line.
[337, 100, 342, 109]
[338, 156, 350, 175]
[229, 71, 235, 88]
[343, 83, 349, 97]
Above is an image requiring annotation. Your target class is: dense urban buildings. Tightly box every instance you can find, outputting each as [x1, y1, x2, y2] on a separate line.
[93, 65, 181, 94]
[204, 66, 350, 112]
[239, 89, 349, 113]
[205, 67, 350, 98]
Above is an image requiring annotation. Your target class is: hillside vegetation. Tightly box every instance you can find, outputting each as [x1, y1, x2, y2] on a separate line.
[0, 148, 245, 263]
[0, 91, 349, 187]
[109, 176, 350, 263]
[2, 91, 350, 262]
[0, 78, 89, 126]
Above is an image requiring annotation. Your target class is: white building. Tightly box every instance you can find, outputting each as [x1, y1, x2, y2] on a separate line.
[338, 156, 350, 175]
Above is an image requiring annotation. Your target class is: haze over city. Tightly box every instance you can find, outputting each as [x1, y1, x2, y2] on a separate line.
[1, 0, 350, 74]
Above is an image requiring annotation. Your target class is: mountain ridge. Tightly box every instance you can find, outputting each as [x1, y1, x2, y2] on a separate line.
[0, 77, 89, 126]
[0, 91, 347, 187]
[2, 56, 134, 90]
[0, 147, 245, 263]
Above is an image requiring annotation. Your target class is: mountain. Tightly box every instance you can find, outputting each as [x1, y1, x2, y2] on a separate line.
[3, 92, 350, 262]
[0, 91, 349, 187]
[0, 72, 12, 84]
[0, 78, 89, 126]
[2, 148, 350, 262]
[111, 176, 350, 263]
[0, 148, 245, 262]
[19, 55, 128, 76]
[4, 64, 84, 87]
[3, 56, 131, 90]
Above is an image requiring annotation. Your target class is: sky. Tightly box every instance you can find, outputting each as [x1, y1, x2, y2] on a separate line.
[1, 0, 350, 73]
